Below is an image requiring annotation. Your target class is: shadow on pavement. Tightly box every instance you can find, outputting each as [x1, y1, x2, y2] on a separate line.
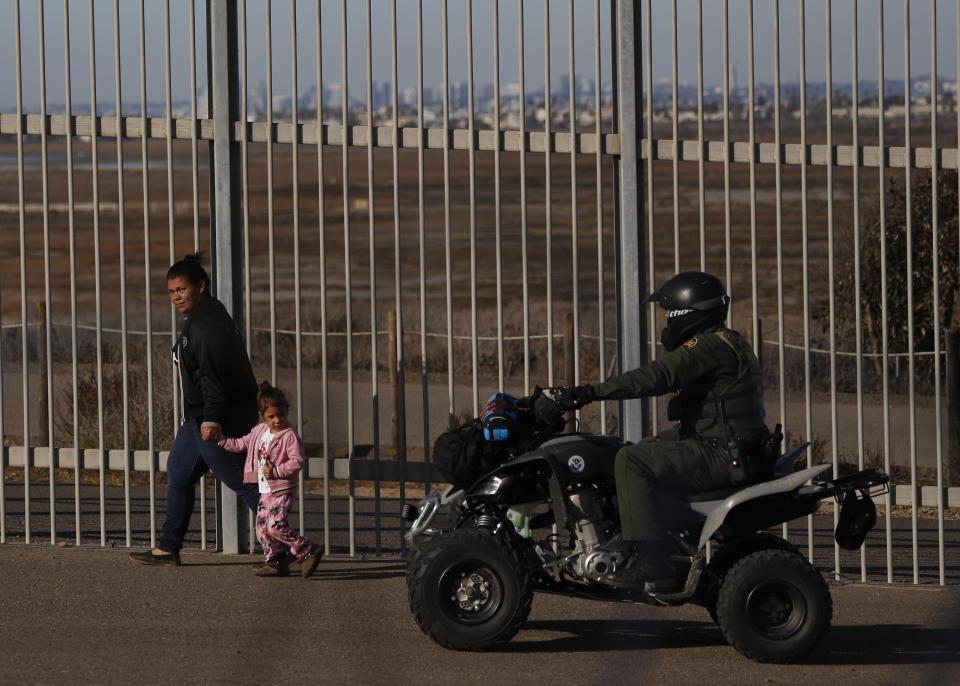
[809, 624, 960, 666]
[167, 557, 407, 580]
[308, 563, 406, 582]
[502, 617, 960, 667]
[499, 618, 723, 653]
[173, 559, 266, 568]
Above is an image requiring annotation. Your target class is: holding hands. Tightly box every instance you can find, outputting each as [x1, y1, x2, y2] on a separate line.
[201, 424, 223, 443]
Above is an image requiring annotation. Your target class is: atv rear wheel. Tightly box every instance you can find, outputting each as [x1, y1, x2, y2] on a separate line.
[406, 526, 533, 650]
[715, 548, 832, 663]
[697, 533, 801, 624]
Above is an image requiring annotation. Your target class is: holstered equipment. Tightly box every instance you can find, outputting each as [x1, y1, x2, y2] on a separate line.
[761, 423, 785, 479]
[666, 395, 683, 421]
[717, 399, 768, 484]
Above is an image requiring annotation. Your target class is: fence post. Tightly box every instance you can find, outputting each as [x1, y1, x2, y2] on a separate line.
[946, 327, 960, 486]
[390, 310, 399, 457]
[564, 313, 575, 385]
[36, 302, 48, 447]
[756, 317, 763, 377]
[209, 0, 246, 554]
[615, 0, 648, 441]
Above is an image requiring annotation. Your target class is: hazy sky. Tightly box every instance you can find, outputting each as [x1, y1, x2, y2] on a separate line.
[0, 0, 957, 114]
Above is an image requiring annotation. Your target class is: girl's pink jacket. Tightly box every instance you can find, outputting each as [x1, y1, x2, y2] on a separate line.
[222, 422, 305, 492]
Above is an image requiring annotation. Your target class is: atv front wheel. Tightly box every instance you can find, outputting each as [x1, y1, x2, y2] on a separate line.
[715, 548, 832, 663]
[406, 526, 533, 650]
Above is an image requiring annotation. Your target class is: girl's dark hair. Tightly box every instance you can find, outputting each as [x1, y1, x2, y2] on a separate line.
[258, 381, 289, 415]
[167, 252, 211, 293]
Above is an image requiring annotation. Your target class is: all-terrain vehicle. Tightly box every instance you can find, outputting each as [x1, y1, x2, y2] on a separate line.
[402, 387, 888, 662]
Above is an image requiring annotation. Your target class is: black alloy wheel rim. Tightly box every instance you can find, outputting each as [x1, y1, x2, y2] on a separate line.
[439, 562, 504, 625]
[744, 581, 807, 640]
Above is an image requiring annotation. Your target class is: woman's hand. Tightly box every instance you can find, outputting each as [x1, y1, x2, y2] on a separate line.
[201, 424, 222, 443]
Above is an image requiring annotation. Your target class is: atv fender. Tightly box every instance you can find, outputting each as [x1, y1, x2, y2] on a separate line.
[466, 453, 569, 533]
[694, 464, 831, 548]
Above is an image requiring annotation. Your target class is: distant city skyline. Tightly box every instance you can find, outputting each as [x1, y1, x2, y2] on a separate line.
[1, 1, 958, 116]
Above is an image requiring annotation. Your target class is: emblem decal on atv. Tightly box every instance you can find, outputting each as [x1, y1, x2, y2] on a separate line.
[568, 455, 585, 473]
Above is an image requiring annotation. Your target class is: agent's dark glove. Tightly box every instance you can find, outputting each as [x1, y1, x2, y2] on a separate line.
[534, 393, 561, 424]
[573, 384, 596, 406]
[557, 385, 596, 411]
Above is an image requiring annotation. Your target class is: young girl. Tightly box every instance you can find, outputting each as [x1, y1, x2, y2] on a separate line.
[220, 382, 322, 578]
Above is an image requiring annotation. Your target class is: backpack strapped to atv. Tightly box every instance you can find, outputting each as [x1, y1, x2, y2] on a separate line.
[432, 393, 533, 488]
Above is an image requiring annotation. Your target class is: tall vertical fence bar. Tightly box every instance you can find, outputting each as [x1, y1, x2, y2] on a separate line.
[0, 1, 957, 586]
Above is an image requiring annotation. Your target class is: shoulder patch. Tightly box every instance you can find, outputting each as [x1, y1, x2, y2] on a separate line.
[682, 336, 698, 348]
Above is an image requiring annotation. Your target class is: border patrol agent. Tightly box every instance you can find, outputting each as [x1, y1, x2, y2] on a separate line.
[565, 271, 770, 581]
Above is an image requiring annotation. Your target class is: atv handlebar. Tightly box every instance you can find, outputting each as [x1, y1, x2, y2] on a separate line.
[528, 386, 584, 433]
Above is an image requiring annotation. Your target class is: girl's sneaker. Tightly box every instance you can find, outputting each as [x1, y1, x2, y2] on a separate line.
[253, 557, 290, 577]
[299, 544, 323, 578]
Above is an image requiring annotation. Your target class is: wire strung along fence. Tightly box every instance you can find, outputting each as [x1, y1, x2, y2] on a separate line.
[0, 1, 958, 586]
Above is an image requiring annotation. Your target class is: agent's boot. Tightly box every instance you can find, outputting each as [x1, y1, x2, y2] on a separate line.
[603, 539, 674, 585]
[633, 540, 675, 583]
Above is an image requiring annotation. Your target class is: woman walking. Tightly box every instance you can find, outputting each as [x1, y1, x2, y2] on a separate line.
[130, 253, 260, 565]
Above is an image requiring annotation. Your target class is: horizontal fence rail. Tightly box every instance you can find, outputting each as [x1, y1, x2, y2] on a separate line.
[7, 113, 960, 170]
[0, 114, 622, 155]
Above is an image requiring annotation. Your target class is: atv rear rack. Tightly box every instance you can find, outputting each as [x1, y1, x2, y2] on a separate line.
[812, 466, 890, 504]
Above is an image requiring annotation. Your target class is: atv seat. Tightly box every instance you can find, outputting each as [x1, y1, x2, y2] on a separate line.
[685, 444, 814, 505]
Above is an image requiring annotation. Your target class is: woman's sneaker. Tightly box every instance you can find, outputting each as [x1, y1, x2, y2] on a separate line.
[129, 549, 181, 566]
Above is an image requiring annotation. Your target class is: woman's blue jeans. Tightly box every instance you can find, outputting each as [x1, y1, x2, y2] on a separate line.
[158, 418, 260, 553]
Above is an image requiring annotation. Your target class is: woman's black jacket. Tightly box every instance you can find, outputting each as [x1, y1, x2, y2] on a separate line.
[174, 296, 258, 437]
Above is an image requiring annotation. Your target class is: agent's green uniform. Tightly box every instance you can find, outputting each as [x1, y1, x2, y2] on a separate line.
[593, 325, 768, 542]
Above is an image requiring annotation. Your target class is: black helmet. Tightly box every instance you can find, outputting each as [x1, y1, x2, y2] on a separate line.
[644, 271, 729, 313]
[645, 271, 730, 351]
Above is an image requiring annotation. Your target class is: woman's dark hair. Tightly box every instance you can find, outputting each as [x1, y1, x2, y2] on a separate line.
[167, 252, 211, 293]
[258, 381, 289, 415]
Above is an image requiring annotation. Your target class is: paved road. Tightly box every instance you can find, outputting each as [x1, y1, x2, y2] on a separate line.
[2, 482, 959, 584]
[0, 545, 958, 686]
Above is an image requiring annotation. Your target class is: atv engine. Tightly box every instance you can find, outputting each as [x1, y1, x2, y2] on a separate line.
[565, 487, 622, 583]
